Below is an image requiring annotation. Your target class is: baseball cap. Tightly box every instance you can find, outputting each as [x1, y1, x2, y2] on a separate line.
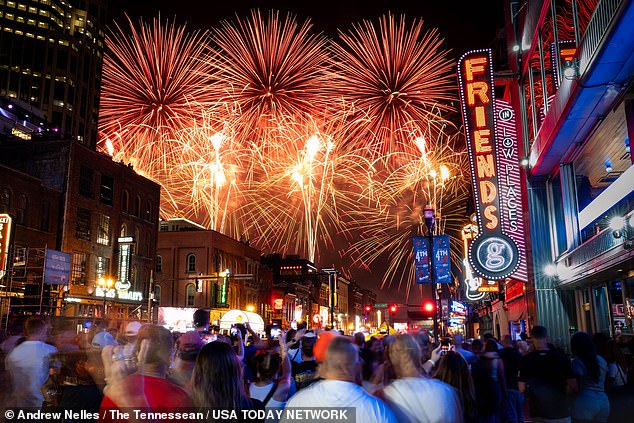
[178, 331, 204, 353]
[92, 331, 118, 349]
[125, 321, 142, 336]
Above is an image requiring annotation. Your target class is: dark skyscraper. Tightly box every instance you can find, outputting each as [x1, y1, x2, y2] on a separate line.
[0, 0, 106, 148]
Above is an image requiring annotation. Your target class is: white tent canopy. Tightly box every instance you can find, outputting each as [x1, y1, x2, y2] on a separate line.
[219, 309, 264, 333]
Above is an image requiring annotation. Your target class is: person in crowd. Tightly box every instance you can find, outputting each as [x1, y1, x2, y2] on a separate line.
[249, 337, 292, 412]
[483, 333, 504, 350]
[471, 339, 506, 423]
[0, 319, 23, 357]
[88, 331, 118, 390]
[191, 341, 263, 420]
[99, 324, 191, 413]
[499, 335, 523, 423]
[516, 340, 530, 356]
[362, 336, 386, 393]
[519, 326, 577, 423]
[570, 332, 609, 423]
[354, 332, 366, 349]
[379, 334, 462, 423]
[291, 332, 318, 390]
[599, 339, 628, 390]
[281, 336, 397, 423]
[5, 316, 57, 407]
[435, 350, 478, 423]
[168, 330, 203, 390]
[453, 333, 477, 366]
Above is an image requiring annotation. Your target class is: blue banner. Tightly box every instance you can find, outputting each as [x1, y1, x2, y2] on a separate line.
[44, 249, 71, 285]
[434, 234, 452, 283]
[413, 236, 430, 284]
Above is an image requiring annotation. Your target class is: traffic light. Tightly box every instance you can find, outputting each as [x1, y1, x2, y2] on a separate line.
[389, 304, 398, 314]
[422, 300, 435, 318]
[365, 305, 372, 313]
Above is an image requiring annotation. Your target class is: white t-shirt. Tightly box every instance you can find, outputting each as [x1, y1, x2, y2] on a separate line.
[6, 340, 58, 407]
[250, 382, 287, 409]
[381, 377, 463, 423]
[607, 362, 627, 387]
[282, 379, 397, 423]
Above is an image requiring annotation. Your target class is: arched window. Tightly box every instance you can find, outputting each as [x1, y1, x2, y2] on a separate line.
[122, 190, 129, 213]
[154, 285, 161, 305]
[120, 224, 127, 237]
[146, 200, 153, 221]
[135, 227, 141, 254]
[186, 284, 195, 307]
[186, 254, 196, 273]
[16, 194, 27, 224]
[0, 188, 10, 212]
[135, 195, 142, 218]
[156, 255, 162, 273]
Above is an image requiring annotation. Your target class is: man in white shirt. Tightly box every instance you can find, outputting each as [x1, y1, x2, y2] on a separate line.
[6, 316, 58, 408]
[381, 334, 462, 423]
[282, 336, 397, 423]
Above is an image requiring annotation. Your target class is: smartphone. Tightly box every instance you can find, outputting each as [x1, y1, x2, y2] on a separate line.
[230, 327, 238, 336]
[441, 338, 451, 352]
[270, 326, 282, 339]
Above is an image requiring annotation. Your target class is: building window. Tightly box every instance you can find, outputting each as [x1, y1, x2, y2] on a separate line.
[145, 200, 152, 221]
[96, 256, 109, 279]
[135, 195, 141, 218]
[154, 285, 161, 305]
[120, 224, 127, 237]
[40, 202, 50, 231]
[16, 194, 27, 224]
[71, 251, 87, 285]
[0, 188, 11, 212]
[156, 255, 162, 273]
[75, 208, 91, 240]
[186, 254, 196, 273]
[97, 214, 110, 245]
[100, 174, 114, 206]
[186, 284, 195, 307]
[78, 166, 93, 198]
[122, 190, 129, 213]
[131, 264, 137, 286]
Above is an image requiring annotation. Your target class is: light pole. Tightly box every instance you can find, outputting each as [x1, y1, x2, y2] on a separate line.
[423, 205, 439, 343]
[97, 276, 114, 319]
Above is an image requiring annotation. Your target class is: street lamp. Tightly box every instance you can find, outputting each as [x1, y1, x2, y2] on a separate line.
[97, 276, 114, 319]
[423, 205, 439, 343]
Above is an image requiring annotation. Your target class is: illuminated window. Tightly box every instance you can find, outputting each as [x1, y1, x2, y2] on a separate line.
[120, 224, 126, 237]
[96, 214, 110, 245]
[71, 251, 87, 285]
[17, 3, 25, 11]
[95, 256, 109, 279]
[186, 284, 195, 307]
[186, 254, 196, 273]
[28, 6, 35, 13]
[6, 13, 14, 20]
[7, 1, 16, 8]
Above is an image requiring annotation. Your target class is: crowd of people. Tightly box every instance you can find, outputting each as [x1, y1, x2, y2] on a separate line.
[1, 315, 633, 423]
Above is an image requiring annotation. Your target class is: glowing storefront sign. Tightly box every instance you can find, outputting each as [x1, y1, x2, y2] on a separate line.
[0, 214, 13, 281]
[95, 286, 143, 301]
[458, 49, 521, 280]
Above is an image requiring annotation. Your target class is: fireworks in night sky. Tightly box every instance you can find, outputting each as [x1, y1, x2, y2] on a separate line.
[330, 14, 455, 157]
[98, 10, 468, 296]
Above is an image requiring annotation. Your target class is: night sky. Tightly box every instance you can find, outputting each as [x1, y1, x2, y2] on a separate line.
[106, 0, 506, 304]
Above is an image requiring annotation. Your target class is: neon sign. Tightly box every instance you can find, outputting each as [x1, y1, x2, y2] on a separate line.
[0, 214, 13, 281]
[458, 49, 520, 280]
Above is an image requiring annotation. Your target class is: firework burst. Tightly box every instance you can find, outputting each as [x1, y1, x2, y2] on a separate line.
[209, 10, 333, 145]
[99, 16, 214, 167]
[239, 112, 375, 263]
[330, 14, 455, 157]
[344, 127, 470, 299]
